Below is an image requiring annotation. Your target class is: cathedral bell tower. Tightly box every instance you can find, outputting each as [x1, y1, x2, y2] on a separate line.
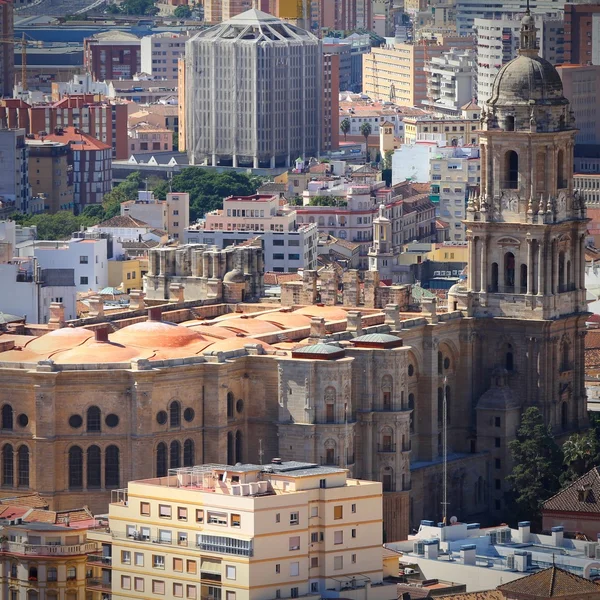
[368, 203, 394, 281]
[465, 9, 587, 320]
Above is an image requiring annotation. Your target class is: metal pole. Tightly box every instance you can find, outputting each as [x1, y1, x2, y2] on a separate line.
[443, 375, 448, 523]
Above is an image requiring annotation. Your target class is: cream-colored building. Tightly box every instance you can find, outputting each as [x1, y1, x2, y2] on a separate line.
[87, 461, 396, 600]
[402, 105, 480, 146]
[362, 36, 472, 107]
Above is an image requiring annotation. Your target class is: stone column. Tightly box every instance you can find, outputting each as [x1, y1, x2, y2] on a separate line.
[467, 235, 475, 292]
[537, 241, 544, 295]
[480, 235, 487, 293]
[364, 419, 373, 481]
[580, 234, 586, 291]
[527, 238, 533, 295]
[553, 239, 559, 295]
[203, 253, 211, 279]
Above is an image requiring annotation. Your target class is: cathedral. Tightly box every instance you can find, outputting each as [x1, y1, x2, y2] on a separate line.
[0, 11, 588, 541]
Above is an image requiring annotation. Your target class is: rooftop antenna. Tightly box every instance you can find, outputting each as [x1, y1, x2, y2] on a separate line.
[258, 439, 264, 465]
[442, 375, 449, 524]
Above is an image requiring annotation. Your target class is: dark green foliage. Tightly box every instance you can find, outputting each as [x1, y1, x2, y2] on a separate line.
[151, 168, 263, 222]
[561, 415, 600, 485]
[109, 0, 158, 16]
[101, 172, 144, 220]
[307, 196, 347, 207]
[10, 211, 100, 240]
[507, 407, 563, 525]
[173, 4, 191, 18]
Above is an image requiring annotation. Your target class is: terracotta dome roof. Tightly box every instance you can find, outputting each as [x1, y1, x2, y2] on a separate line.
[149, 340, 215, 360]
[488, 54, 566, 107]
[218, 318, 283, 335]
[223, 268, 246, 284]
[0, 348, 47, 363]
[110, 320, 205, 349]
[293, 306, 349, 321]
[179, 322, 239, 339]
[50, 341, 153, 364]
[25, 328, 94, 354]
[254, 312, 313, 329]
[204, 336, 274, 353]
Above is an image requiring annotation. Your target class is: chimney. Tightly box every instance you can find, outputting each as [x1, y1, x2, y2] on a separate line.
[460, 544, 476, 566]
[271, 457, 282, 465]
[148, 307, 162, 321]
[384, 303, 402, 330]
[346, 310, 363, 335]
[88, 295, 104, 318]
[95, 327, 109, 343]
[129, 289, 146, 311]
[423, 539, 439, 560]
[513, 550, 531, 573]
[551, 526, 564, 547]
[47, 302, 65, 330]
[516, 521, 531, 543]
[422, 297, 438, 323]
[309, 317, 326, 341]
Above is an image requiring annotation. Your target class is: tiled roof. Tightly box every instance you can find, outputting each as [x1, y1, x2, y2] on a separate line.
[121, 240, 159, 249]
[436, 592, 502, 600]
[497, 566, 600, 597]
[585, 331, 600, 369]
[330, 236, 361, 250]
[264, 272, 302, 285]
[34, 127, 111, 151]
[542, 467, 600, 514]
[95, 215, 150, 228]
[0, 493, 49, 509]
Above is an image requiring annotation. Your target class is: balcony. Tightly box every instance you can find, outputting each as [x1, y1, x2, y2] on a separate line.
[3, 541, 98, 556]
[86, 578, 112, 593]
[87, 554, 112, 567]
[377, 443, 396, 453]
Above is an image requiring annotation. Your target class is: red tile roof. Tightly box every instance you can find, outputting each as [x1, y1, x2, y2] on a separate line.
[497, 566, 600, 597]
[34, 126, 111, 151]
[543, 467, 600, 514]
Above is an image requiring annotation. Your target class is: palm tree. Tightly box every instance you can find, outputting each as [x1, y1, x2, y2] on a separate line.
[360, 122, 372, 160]
[340, 118, 350, 141]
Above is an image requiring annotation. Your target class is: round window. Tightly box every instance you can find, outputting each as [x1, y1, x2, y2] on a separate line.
[17, 414, 28, 427]
[69, 414, 83, 428]
[156, 410, 168, 425]
[444, 357, 450, 370]
[236, 399, 244, 414]
[408, 364, 414, 377]
[184, 408, 195, 423]
[105, 414, 119, 428]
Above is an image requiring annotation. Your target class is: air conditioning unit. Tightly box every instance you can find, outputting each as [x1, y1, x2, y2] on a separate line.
[594, 545, 600, 560]
[506, 555, 515, 570]
[414, 541, 425, 555]
[584, 542, 598, 558]
[434, 271, 441, 276]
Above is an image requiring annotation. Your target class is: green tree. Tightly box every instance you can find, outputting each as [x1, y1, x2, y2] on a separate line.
[119, 0, 158, 15]
[10, 211, 101, 240]
[360, 122, 372, 159]
[340, 118, 350, 142]
[174, 4, 191, 18]
[561, 430, 600, 485]
[383, 149, 394, 170]
[507, 407, 563, 525]
[102, 172, 144, 219]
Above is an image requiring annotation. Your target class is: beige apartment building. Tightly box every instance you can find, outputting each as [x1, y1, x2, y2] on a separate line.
[402, 104, 481, 145]
[362, 36, 472, 107]
[87, 461, 396, 600]
[26, 139, 74, 213]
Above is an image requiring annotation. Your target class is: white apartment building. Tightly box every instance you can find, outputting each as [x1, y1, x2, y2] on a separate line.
[424, 48, 476, 117]
[475, 14, 565, 104]
[51, 73, 110, 98]
[0, 128, 31, 213]
[121, 190, 190, 241]
[185, 224, 319, 273]
[16, 237, 108, 293]
[140, 32, 191, 79]
[86, 461, 396, 600]
[430, 146, 480, 241]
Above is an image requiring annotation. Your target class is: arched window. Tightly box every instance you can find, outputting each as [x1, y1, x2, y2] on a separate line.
[324, 439, 336, 465]
[17, 446, 29, 488]
[382, 376, 393, 410]
[87, 406, 101, 432]
[561, 340, 570, 372]
[227, 432, 234, 465]
[557, 149, 565, 189]
[505, 150, 518, 188]
[183, 439, 194, 467]
[156, 442, 167, 477]
[382, 466, 394, 492]
[47, 567, 57, 582]
[67, 566, 76, 580]
[437, 388, 444, 427]
[318, 216, 324, 226]
[561, 402, 568, 429]
[235, 430, 242, 464]
[169, 401, 181, 428]
[504, 252, 515, 290]
[28, 591, 38, 600]
[536, 152, 546, 191]
[87, 445, 101, 489]
[567, 260, 572, 291]
[559, 251, 566, 292]
[29, 566, 38, 580]
[437, 351, 443, 374]
[227, 392, 234, 419]
[2, 444, 13, 486]
[491, 262, 499, 292]
[68, 446, 83, 489]
[505, 115, 515, 131]
[105, 445, 120, 488]
[520, 263, 528, 293]
[408, 393, 415, 410]
[324, 387, 336, 423]
[506, 344, 514, 371]
[1, 404, 12, 430]
[10, 562, 17, 577]
[380, 426, 394, 452]
[170, 440, 181, 469]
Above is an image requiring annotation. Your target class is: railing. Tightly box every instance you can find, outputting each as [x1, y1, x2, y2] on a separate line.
[383, 483, 397, 493]
[86, 578, 112, 592]
[321, 456, 340, 466]
[87, 554, 112, 567]
[377, 443, 396, 453]
[3, 541, 98, 556]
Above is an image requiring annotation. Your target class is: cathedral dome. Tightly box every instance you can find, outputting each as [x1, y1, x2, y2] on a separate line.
[487, 54, 566, 107]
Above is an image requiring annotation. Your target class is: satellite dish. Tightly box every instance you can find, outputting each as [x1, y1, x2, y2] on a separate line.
[450, 516, 458, 524]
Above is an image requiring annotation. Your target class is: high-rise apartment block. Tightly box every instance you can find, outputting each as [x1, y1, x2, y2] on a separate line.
[84, 31, 141, 80]
[475, 14, 564, 104]
[424, 48, 476, 116]
[0, 0, 14, 97]
[322, 52, 340, 152]
[363, 36, 472, 107]
[565, 4, 600, 65]
[204, 0, 253, 22]
[186, 10, 321, 168]
[140, 32, 190, 79]
[0, 127, 30, 213]
[86, 462, 394, 600]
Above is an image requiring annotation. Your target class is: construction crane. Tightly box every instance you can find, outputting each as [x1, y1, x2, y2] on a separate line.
[0, 33, 29, 90]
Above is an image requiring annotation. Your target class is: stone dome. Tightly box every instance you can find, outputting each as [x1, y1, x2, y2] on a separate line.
[487, 54, 567, 107]
[223, 269, 246, 284]
[110, 320, 205, 349]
